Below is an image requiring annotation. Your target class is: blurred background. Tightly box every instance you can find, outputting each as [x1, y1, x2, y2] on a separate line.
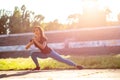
[0, 0, 120, 34]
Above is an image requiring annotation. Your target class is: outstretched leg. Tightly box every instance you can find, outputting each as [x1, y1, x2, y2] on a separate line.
[48, 50, 76, 66]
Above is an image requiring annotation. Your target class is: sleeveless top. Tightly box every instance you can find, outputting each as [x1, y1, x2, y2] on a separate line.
[32, 37, 52, 54]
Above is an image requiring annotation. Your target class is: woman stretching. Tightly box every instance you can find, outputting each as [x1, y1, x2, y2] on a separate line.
[25, 26, 83, 70]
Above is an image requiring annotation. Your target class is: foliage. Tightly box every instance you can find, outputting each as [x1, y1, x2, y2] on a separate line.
[0, 55, 120, 70]
[117, 13, 120, 23]
[32, 14, 44, 26]
[0, 5, 44, 34]
[44, 19, 65, 31]
[9, 5, 32, 33]
[0, 10, 9, 34]
[9, 7, 22, 33]
[0, 5, 120, 35]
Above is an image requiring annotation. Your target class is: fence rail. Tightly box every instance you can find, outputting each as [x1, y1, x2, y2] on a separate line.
[0, 26, 120, 58]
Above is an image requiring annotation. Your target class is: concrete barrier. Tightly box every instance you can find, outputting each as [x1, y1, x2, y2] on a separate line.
[0, 26, 120, 58]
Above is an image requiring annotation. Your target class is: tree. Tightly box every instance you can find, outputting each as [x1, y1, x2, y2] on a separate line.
[0, 15, 8, 34]
[117, 12, 120, 24]
[9, 6, 22, 33]
[9, 5, 33, 33]
[0, 5, 46, 34]
[67, 14, 81, 24]
[44, 19, 64, 31]
[67, 14, 81, 29]
[20, 5, 40, 32]
[21, 5, 31, 32]
[32, 14, 44, 26]
[0, 9, 9, 34]
[104, 8, 111, 22]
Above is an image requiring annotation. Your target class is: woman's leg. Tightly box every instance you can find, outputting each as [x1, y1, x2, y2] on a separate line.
[31, 52, 48, 67]
[48, 50, 76, 66]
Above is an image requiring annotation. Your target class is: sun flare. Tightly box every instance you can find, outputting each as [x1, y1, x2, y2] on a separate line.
[0, 0, 120, 23]
[82, 0, 120, 22]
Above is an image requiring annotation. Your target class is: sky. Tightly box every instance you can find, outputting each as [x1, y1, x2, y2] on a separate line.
[0, 0, 120, 23]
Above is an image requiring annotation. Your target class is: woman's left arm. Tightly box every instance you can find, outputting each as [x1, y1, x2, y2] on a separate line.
[33, 38, 46, 49]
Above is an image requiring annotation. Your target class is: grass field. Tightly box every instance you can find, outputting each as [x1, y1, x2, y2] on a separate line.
[0, 54, 120, 70]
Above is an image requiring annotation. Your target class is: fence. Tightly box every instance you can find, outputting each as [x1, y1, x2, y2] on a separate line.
[0, 26, 120, 58]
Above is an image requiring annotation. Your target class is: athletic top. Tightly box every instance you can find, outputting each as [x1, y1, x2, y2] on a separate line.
[31, 37, 52, 54]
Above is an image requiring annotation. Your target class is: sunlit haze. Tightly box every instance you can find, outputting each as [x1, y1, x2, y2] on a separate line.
[0, 0, 120, 23]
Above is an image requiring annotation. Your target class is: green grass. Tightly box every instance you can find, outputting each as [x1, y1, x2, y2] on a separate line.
[0, 54, 120, 70]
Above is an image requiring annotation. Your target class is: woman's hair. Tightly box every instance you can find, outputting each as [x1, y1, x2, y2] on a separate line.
[33, 26, 47, 40]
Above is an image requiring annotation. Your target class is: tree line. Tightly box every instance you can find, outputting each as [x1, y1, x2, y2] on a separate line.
[0, 5, 120, 35]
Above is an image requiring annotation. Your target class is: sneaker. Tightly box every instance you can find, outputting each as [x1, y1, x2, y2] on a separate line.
[76, 65, 83, 69]
[33, 67, 40, 70]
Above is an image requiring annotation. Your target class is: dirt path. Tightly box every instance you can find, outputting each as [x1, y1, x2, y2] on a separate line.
[0, 69, 120, 80]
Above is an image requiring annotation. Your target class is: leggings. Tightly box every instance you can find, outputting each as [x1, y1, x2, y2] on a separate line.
[30, 50, 76, 67]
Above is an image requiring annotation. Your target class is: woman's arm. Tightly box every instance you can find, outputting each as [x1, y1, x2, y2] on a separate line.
[33, 38, 46, 49]
[25, 40, 34, 50]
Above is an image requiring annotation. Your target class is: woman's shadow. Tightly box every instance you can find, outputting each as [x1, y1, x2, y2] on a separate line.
[0, 70, 46, 79]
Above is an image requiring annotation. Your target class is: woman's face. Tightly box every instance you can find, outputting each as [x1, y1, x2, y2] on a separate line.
[33, 27, 41, 37]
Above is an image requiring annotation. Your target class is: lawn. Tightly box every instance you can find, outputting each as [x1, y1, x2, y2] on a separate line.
[0, 54, 120, 70]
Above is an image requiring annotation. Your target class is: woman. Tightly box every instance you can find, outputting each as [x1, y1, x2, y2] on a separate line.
[25, 26, 83, 70]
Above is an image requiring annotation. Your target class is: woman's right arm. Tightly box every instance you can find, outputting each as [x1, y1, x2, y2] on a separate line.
[25, 40, 34, 50]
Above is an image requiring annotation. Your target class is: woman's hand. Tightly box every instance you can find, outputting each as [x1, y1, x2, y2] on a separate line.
[32, 37, 46, 49]
[25, 40, 34, 50]
[33, 35, 40, 41]
[32, 37, 38, 42]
